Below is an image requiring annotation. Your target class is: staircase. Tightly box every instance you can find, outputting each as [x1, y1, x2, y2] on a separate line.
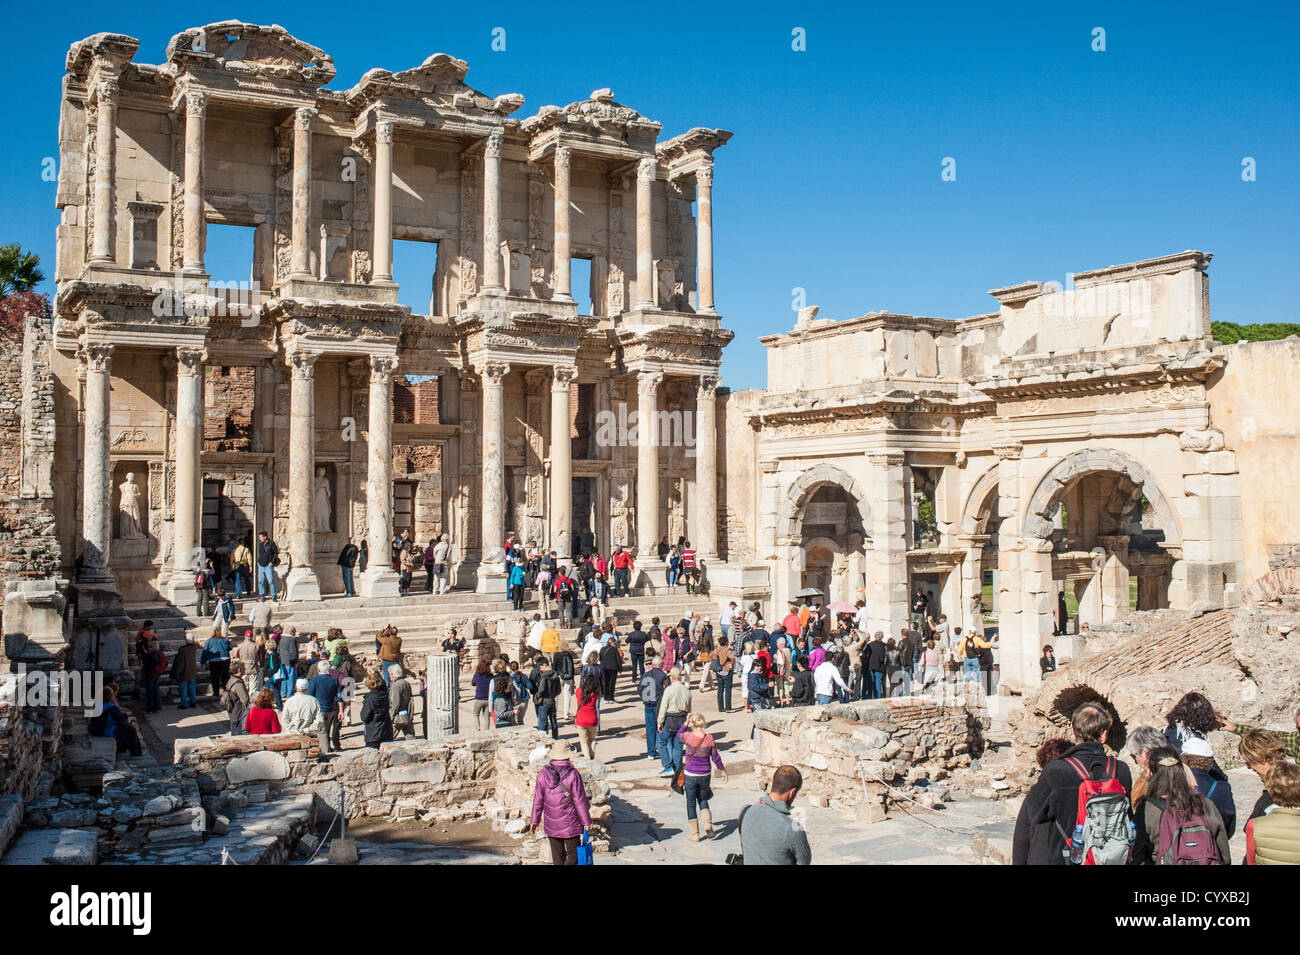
[122, 588, 721, 661]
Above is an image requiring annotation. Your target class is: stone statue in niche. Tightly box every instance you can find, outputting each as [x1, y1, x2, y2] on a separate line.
[667, 478, 685, 544]
[118, 472, 145, 539]
[314, 467, 333, 533]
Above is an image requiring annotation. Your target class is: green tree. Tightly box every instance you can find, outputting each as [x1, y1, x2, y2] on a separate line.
[0, 244, 44, 297]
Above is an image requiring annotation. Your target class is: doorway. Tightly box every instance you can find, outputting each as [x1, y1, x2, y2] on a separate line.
[572, 477, 597, 555]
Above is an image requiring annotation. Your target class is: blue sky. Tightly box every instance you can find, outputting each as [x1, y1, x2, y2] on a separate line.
[4, 2, 1297, 390]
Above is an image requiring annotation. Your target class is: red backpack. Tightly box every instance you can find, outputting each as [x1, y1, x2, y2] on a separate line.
[1064, 755, 1133, 865]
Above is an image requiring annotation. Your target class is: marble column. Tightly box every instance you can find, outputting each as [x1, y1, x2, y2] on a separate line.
[79, 342, 114, 583]
[694, 374, 718, 558]
[477, 360, 510, 591]
[372, 120, 394, 282]
[90, 80, 119, 264]
[865, 451, 910, 639]
[635, 371, 663, 559]
[695, 164, 715, 312]
[361, 353, 402, 597]
[1098, 534, 1131, 623]
[635, 157, 655, 307]
[167, 346, 206, 607]
[424, 653, 461, 739]
[182, 90, 207, 273]
[285, 348, 321, 600]
[290, 106, 316, 276]
[481, 129, 504, 293]
[552, 145, 573, 301]
[550, 364, 577, 559]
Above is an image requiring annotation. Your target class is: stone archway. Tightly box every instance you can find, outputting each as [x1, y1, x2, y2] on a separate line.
[774, 464, 872, 612]
[1241, 567, 1300, 605]
[960, 463, 1002, 536]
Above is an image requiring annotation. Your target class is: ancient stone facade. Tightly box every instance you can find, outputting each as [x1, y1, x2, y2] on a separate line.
[718, 252, 1300, 694]
[40, 22, 732, 628]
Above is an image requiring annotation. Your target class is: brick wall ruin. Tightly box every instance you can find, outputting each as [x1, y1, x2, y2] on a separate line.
[753, 687, 991, 821]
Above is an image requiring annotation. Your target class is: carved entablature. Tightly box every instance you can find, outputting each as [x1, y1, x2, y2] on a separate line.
[617, 327, 732, 376]
[165, 21, 336, 87]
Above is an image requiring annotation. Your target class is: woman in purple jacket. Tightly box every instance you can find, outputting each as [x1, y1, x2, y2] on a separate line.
[530, 740, 593, 865]
[677, 712, 728, 841]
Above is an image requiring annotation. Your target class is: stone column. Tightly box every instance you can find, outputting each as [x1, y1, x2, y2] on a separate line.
[361, 354, 402, 598]
[477, 360, 510, 591]
[693, 374, 718, 558]
[635, 371, 663, 559]
[290, 106, 316, 276]
[635, 157, 655, 307]
[1098, 534, 1131, 623]
[695, 164, 715, 312]
[285, 348, 322, 600]
[424, 653, 461, 739]
[550, 364, 577, 559]
[79, 343, 114, 583]
[90, 80, 119, 264]
[481, 129, 504, 293]
[372, 120, 394, 282]
[552, 146, 573, 301]
[865, 451, 910, 639]
[182, 90, 207, 273]
[167, 346, 206, 607]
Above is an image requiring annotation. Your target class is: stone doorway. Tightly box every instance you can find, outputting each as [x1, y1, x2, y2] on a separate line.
[802, 544, 834, 601]
[572, 477, 598, 555]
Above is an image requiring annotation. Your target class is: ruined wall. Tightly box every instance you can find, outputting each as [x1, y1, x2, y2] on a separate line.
[1208, 338, 1300, 585]
[718, 387, 759, 561]
[753, 688, 990, 820]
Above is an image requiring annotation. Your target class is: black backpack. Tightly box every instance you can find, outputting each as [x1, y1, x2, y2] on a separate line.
[964, 637, 981, 659]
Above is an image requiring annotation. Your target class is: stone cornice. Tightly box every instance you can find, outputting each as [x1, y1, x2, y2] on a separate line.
[971, 347, 1224, 400]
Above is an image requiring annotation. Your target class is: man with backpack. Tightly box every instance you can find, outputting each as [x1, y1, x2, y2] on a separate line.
[532, 656, 562, 740]
[1012, 702, 1133, 865]
[639, 652, 669, 760]
[551, 646, 576, 722]
[959, 629, 991, 683]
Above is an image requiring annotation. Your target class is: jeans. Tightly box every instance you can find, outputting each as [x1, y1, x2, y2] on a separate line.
[630, 653, 645, 683]
[644, 704, 659, 756]
[668, 568, 679, 587]
[963, 659, 980, 683]
[684, 774, 711, 820]
[233, 569, 247, 599]
[257, 565, 277, 598]
[816, 693, 833, 705]
[658, 725, 684, 772]
[381, 659, 400, 686]
[870, 670, 885, 699]
[144, 672, 161, 712]
[536, 703, 558, 739]
[177, 678, 196, 707]
[613, 568, 629, 597]
[341, 566, 355, 597]
[716, 672, 733, 712]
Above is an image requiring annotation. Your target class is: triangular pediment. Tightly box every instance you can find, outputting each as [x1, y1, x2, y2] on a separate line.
[166, 21, 335, 85]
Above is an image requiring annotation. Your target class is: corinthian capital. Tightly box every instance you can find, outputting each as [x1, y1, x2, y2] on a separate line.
[637, 157, 657, 181]
[369, 353, 399, 378]
[82, 342, 114, 374]
[184, 89, 208, 116]
[95, 79, 119, 108]
[636, 370, 664, 397]
[176, 346, 208, 375]
[697, 374, 719, 399]
[476, 359, 511, 385]
[295, 106, 318, 131]
[554, 145, 571, 169]
[485, 128, 504, 159]
[288, 348, 320, 379]
[376, 120, 394, 146]
[696, 165, 713, 188]
[552, 364, 578, 391]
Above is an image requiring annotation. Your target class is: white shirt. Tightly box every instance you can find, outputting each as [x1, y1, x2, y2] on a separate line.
[853, 608, 870, 632]
[813, 661, 849, 696]
[720, 607, 735, 627]
[527, 621, 546, 651]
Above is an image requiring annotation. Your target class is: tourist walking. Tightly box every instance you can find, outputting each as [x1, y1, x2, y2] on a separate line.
[638, 653, 668, 759]
[530, 740, 592, 866]
[626, 620, 649, 682]
[532, 657, 561, 740]
[738, 765, 812, 865]
[599, 635, 622, 702]
[678, 713, 727, 841]
[360, 672, 393, 749]
[575, 672, 601, 759]
[713, 636, 735, 712]
[510, 559, 527, 610]
[201, 628, 232, 699]
[170, 635, 199, 709]
[221, 662, 250, 735]
[230, 538, 253, 599]
[656, 667, 692, 777]
[471, 659, 493, 732]
[282, 678, 322, 735]
[553, 646, 576, 722]
[213, 587, 234, 637]
[308, 660, 341, 755]
[389, 665, 415, 738]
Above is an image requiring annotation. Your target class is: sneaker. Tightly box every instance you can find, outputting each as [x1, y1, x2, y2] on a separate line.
[657, 768, 675, 778]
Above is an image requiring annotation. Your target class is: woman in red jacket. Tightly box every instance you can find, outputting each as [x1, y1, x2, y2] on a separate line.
[574, 673, 601, 760]
[245, 689, 282, 734]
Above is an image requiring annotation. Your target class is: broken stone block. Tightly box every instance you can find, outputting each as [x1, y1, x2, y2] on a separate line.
[328, 839, 359, 865]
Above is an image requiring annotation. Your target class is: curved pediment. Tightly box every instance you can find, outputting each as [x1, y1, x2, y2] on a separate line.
[165, 21, 336, 86]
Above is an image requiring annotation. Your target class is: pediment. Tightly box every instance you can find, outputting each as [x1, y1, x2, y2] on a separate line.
[166, 21, 335, 86]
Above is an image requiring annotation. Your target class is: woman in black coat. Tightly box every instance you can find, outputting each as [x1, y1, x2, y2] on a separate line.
[360, 672, 393, 749]
[598, 638, 622, 702]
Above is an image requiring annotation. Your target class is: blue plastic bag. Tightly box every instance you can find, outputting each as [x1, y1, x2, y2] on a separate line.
[576, 828, 594, 866]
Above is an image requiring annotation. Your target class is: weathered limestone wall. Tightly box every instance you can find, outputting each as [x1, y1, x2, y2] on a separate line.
[0, 673, 65, 800]
[753, 688, 990, 820]
[718, 388, 759, 562]
[1207, 338, 1300, 586]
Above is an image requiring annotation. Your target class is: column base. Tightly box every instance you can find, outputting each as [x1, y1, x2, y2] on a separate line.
[166, 573, 200, 610]
[475, 567, 507, 595]
[359, 566, 402, 598]
[284, 566, 322, 602]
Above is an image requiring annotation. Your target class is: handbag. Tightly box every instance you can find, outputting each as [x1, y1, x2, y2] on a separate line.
[725, 805, 752, 865]
[576, 828, 594, 866]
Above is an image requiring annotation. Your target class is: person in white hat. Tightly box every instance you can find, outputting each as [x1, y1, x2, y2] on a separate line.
[282, 677, 322, 734]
